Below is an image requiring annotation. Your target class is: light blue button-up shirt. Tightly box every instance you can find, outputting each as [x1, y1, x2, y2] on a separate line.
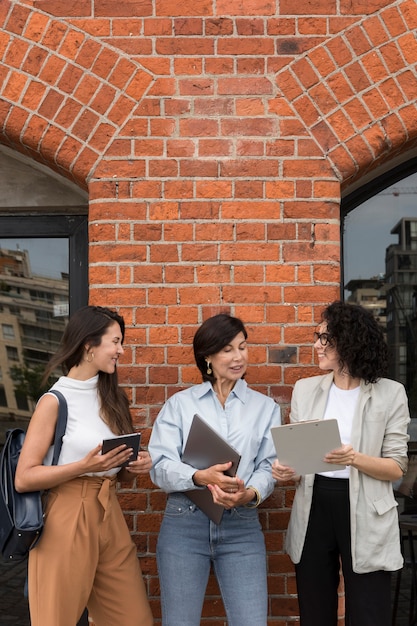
[149, 378, 281, 503]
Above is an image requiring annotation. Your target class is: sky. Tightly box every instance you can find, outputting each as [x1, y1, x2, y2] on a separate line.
[0, 238, 68, 279]
[343, 171, 417, 290]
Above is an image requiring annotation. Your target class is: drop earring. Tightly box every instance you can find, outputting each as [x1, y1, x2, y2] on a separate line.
[206, 361, 212, 375]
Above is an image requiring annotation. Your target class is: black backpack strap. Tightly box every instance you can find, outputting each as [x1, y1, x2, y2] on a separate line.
[47, 390, 68, 466]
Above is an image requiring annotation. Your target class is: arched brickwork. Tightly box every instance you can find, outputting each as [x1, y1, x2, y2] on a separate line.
[2, 1, 416, 197]
[0, 1, 153, 188]
[1, 1, 417, 623]
[274, 0, 417, 189]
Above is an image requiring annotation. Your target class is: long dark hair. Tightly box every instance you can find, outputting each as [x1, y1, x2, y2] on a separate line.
[193, 313, 248, 383]
[43, 305, 132, 434]
[322, 300, 388, 384]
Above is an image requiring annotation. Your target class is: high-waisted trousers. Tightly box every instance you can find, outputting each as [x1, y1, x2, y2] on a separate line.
[295, 474, 391, 626]
[28, 476, 153, 626]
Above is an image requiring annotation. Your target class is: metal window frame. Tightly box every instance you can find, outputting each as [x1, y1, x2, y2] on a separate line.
[340, 157, 417, 299]
[0, 213, 88, 314]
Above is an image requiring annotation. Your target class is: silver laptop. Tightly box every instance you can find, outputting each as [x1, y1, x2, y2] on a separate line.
[182, 414, 241, 524]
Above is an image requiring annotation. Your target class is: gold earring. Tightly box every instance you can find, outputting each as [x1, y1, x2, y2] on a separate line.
[206, 361, 212, 375]
[86, 352, 94, 363]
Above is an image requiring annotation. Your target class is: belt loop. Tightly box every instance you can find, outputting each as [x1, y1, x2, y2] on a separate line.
[81, 477, 88, 497]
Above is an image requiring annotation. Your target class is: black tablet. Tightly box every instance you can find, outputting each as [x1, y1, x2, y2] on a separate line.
[102, 433, 141, 467]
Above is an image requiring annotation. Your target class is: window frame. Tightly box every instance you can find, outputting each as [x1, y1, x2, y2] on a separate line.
[341, 156, 417, 299]
[0, 213, 88, 314]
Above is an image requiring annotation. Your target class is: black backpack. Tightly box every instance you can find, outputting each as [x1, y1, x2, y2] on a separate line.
[0, 389, 67, 561]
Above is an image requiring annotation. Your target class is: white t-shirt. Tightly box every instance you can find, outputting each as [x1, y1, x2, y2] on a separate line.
[318, 382, 360, 479]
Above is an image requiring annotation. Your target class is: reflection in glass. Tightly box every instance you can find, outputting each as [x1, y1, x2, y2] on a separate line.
[0, 239, 68, 441]
[344, 172, 417, 424]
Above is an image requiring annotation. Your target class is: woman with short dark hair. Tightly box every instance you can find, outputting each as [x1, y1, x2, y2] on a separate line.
[273, 300, 410, 626]
[149, 313, 281, 626]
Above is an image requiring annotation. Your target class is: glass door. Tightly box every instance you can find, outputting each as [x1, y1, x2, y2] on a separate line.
[0, 217, 87, 625]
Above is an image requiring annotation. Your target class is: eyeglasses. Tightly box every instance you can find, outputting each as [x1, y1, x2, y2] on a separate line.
[313, 332, 333, 347]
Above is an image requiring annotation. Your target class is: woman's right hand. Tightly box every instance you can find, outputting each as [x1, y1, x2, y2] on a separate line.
[272, 460, 301, 484]
[193, 461, 238, 491]
[16, 440, 134, 493]
[81, 443, 134, 473]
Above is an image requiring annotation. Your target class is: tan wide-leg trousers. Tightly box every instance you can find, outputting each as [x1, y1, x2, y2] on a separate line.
[28, 476, 153, 626]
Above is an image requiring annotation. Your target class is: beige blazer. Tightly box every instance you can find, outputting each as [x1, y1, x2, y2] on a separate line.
[285, 373, 410, 574]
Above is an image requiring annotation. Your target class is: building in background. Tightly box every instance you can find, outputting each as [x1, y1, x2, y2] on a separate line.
[346, 217, 417, 420]
[0, 247, 68, 441]
[385, 218, 417, 416]
[345, 277, 387, 326]
[1, 0, 417, 622]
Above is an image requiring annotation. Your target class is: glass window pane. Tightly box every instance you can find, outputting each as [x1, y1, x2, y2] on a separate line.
[0, 239, 69, 437]
[343, 171, 417, 431]
[2, 324, 14, 339]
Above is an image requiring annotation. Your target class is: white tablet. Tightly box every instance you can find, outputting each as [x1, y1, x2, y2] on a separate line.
[271, 419, 345, 475]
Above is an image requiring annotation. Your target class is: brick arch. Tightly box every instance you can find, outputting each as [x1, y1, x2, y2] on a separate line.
[275, 0, 417, 191]
[0, 0, 153, 189]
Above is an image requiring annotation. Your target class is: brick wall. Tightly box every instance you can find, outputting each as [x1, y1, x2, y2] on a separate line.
[1, 0, 417, 622]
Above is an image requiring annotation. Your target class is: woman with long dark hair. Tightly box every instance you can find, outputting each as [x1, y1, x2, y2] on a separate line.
[15, 305, 153, 626]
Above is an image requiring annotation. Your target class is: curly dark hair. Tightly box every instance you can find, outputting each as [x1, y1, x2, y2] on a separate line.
[193, 313, 248, 384]
[322, 300, 388, 384]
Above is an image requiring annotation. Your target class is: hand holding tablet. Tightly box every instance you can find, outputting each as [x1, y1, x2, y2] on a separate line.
[271, 419, 344, 475]
[102, 433, 141, 467]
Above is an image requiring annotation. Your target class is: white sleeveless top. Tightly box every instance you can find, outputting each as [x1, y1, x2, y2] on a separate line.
[43, 375, 120, 477]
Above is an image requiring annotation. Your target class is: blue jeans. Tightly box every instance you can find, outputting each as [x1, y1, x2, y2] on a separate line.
[156, 492, 268, 626]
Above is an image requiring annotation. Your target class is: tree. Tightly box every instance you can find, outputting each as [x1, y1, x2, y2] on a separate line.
[9, 364, 56, 402]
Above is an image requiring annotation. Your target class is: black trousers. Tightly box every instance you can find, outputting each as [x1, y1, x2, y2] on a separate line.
[295, 475, 391, 626]
[77, 609, 88, 625]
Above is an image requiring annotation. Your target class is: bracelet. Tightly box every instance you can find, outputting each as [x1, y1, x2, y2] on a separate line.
[245, 485, 262, 508]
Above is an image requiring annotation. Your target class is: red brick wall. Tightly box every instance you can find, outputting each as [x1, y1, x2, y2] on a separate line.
[1, 0, 417, 622]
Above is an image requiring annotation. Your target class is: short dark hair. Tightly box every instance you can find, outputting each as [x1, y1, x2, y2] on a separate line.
[322, 300, 388, 383]
[193, 313, 248, 383]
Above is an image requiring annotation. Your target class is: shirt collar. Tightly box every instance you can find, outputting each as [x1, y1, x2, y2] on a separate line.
[194, 378, 247, 403]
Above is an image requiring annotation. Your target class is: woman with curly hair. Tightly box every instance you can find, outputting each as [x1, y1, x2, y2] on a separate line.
[272, 300, 410, 626]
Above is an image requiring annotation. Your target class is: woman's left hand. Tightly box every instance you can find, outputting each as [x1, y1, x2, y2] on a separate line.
[324, 444, 355, 466]
[126, 450, 152, 474]
[207, 478, 254, 509]
[325, 445, 404, 481]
